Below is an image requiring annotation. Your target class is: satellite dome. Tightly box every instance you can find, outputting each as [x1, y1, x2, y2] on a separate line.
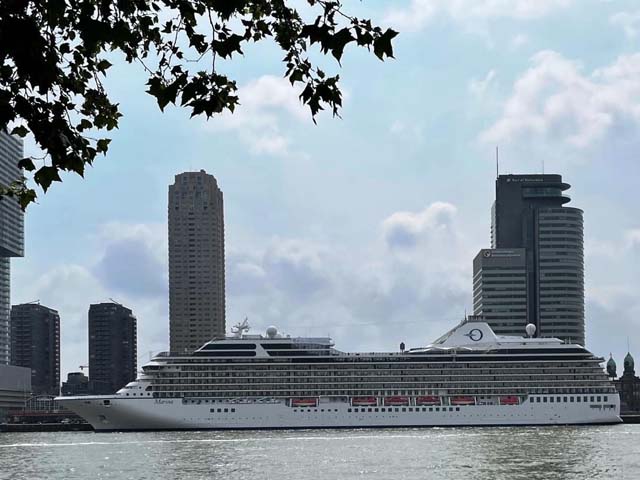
[266, 326, 278, 339]
[525, 323, 536, 338]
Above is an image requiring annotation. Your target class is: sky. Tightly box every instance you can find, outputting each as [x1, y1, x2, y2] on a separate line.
[12, 0, 640, 379]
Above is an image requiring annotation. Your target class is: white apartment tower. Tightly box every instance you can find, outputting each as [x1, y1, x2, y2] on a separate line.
[168, 170, 225, 353]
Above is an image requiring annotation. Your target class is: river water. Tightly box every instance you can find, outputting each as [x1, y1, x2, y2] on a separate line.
[1, 425, 638, 479]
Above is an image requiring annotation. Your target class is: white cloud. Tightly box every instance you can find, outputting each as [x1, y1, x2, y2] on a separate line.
[225, 202, 472, 352]
[468, 69, 496, 98]
[208, 75, 310, 155]
[382, 202, 458, 249]
[610, 10, 640, 38]
[384, 0, 572, 32]
[510, 33, 529, 50]
[481, 50, 640, 149]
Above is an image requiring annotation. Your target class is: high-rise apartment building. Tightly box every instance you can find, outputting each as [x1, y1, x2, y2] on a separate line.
[88, 302, 137, 394]
[10, 303, 60, 396]
[0, 132, 24, 365]
[168, 170, 225, 354]
[473, 174, 585, 345]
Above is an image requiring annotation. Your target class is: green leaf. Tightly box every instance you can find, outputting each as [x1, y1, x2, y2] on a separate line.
[18, 158, 36, 171]
[11, 125, 28, 137]
[96, 138, 111, 154]
[34, 166, 62, 192]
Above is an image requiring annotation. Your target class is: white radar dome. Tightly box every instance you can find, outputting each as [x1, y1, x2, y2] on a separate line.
[525, 323, 536, 338]
[266, 326, 278, 338]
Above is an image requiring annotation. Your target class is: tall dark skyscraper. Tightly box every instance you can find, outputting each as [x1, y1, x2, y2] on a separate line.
[10, 303, 60, 396]
[473, 174, 585, 346]
[0, 131, 24, 365]
[88, 302, 137, 394]
[168, 170, 225, 354]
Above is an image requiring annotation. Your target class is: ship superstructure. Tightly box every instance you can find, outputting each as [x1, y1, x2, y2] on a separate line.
[57, 320, 621, 431]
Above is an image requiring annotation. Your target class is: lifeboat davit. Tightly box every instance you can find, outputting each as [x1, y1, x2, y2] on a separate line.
[351, 396, 378, 407]
[450, 396, 476, 406]
[383, 396, 410, 406]
[291, 398, 318, 407]
[415, 396, 441, 406]
[499, 396, 520, 405]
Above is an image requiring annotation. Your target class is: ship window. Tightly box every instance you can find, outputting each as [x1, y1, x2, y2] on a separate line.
[348, 409, 352, 413]
[536, 398, 541, 403]
[435, 408, 439, 412]
[224, 408, 228, 413]
[422, 408, 427, 412]
[563, 397, 568, 403]
[321, 409, 325, 412]
[604, 396, 608, 402]
[374, 408, 379, 412]
[576, 397, 581, 403]
[381, 408, 386, 412]
[557, 397, 561, 403]
[455, 407, 460, 412]
[597, 396, 601, 402]
[103, 400, 110, 406]
[543, 398, 548, 403]
[584, 396, 588, 402]
[449, 408, 453, 412]
[550, 397, 554, 403]
[394, 408, 399, 412]
[210, 408, 215, 413]
[231, 409, 235, 413]
[402, 408, 406, 412]
[529, 398, 534, 403]
[408, 408, 413, 412]
[570, 397, 574, 402]
[367, 408, 372, 413]
[429, 408, 433, 412]
[217, 408, 222, 412]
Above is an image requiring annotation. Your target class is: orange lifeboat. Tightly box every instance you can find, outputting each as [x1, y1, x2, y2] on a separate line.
[499, 396, 520, 405]
[383, 396, 410, 406]
[450, 396, 476, 406]
[291, 398, 318, 407]
[351, 396, 378, 407]
[416, 396, 441, 406]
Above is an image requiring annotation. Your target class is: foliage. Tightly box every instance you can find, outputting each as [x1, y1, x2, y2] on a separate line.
[0, 0, 397, 209]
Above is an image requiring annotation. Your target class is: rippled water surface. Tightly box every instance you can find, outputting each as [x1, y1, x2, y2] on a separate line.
[1, 425, 638, 479]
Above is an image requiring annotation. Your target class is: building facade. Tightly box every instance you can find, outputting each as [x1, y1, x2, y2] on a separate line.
[168, 170, 226, 354]
[0, 132, 24, 365]
[474, 174, 585, 345]
[473, 249, 528, 337]
[610, 352, 640, 414]
[88, 302, 137, 394]
[61, 372, 90, 396]
[10, 303, 60, 396]
[0, 364, 31, 421]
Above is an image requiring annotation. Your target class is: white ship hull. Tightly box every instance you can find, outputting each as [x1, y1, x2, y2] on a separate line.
[58, 395, 622, 432]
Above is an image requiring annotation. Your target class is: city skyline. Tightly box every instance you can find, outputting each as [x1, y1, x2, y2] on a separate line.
[9, 0, 640, 378]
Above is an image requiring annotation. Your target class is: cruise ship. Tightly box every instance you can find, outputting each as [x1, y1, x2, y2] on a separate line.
[57, 319, 621, 431]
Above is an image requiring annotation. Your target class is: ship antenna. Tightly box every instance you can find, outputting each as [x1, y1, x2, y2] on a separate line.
[495, 146, 499, 178]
